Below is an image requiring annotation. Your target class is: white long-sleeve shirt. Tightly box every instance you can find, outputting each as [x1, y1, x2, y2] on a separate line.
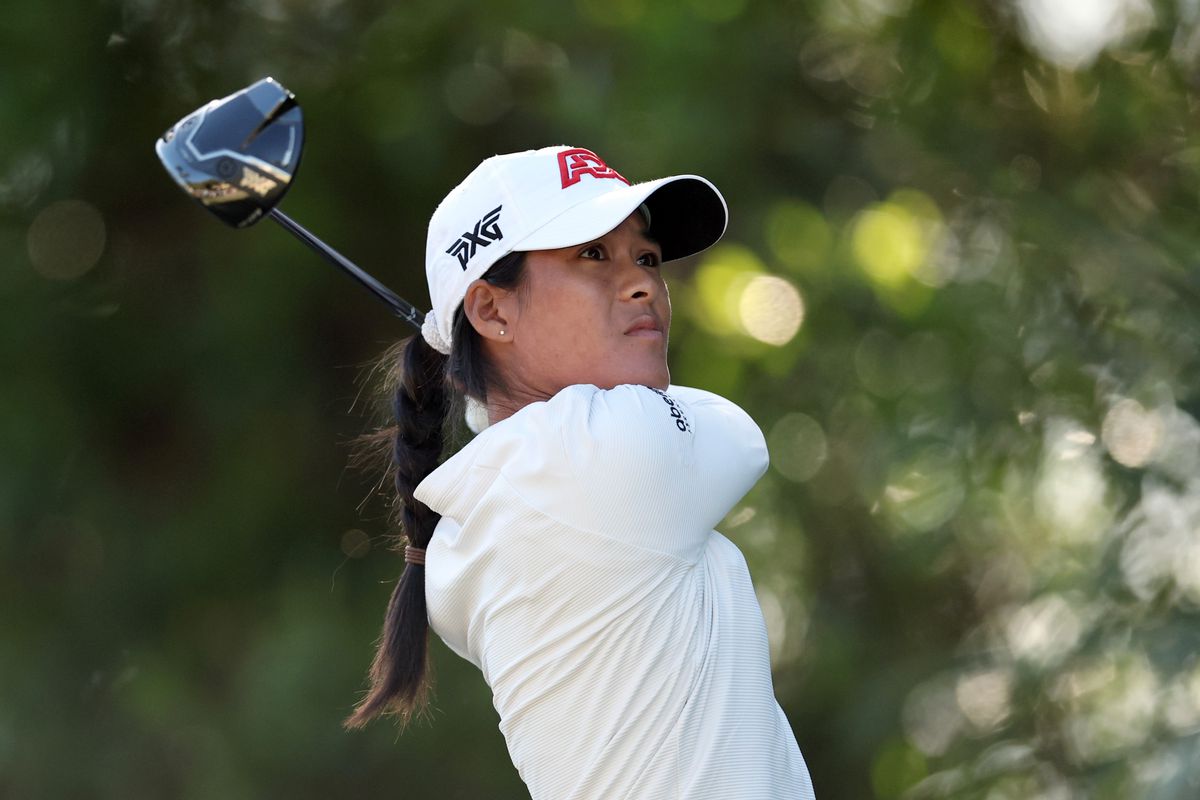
[414, 383, 815, 800]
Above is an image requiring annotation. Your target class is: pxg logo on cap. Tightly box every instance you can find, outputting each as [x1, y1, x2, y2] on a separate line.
[446, 205, 504, 270]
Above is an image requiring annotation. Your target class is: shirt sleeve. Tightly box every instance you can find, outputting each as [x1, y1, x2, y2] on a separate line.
[499, 383, 769, 562]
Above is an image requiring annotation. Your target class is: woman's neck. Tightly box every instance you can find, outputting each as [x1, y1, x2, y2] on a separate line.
[485, 382, 556, 425]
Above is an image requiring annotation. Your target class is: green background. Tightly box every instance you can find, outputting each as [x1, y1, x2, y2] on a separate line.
[5, 0, 1200, 797]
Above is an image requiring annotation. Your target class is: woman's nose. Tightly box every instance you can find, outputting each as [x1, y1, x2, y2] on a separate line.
[620, 257, 659, 302]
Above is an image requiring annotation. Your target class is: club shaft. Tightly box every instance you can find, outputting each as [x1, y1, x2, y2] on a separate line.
[268, 207, 423, 331]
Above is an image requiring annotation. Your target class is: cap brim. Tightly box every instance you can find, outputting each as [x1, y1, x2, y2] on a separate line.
[510, 175, 727, 262]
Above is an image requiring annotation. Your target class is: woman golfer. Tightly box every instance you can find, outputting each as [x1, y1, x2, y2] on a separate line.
[345, 145, 816, 800]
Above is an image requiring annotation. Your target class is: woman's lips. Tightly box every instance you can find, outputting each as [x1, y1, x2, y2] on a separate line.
[624, 315, 663, 337]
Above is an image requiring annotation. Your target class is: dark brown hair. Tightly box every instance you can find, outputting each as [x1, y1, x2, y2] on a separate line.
[344, 251, 527, 730]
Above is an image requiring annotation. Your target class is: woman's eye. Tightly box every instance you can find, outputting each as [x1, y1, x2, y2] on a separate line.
[580, 245, 604, 259]
[638, 253, 661, 267]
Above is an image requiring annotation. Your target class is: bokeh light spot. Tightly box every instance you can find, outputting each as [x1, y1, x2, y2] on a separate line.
[1004, 593, 1082, 666]
[1015, 0, 1155, 70]
[850, 190, 942, 290]
[955, 668, 1013, 732]
[1034, 419, 1111, 543]
[957, 216, 1013, 283]
[0, 152, 54, 208]
[852, 205, 920, 287]
[1163, 663, 1200, 735]
[1118, 477, 1200, 602]
[691, 243, 766, 335]
[502, 29, 570, 72]
[824, 0, 913, 34]
[738, 275, 804, 345]
[884, 445, 965, 532]
[27, 199, 106, 280]
[768, 413, 828, 482]
[1101, 398, 1163, 468]
[1055, 653, 1159, 764]
[902, 675, 964, 756]
[755, 586, 787, 666]
[340, 529, 371, 558]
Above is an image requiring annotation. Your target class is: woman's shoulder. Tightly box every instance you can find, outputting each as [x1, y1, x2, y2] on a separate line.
[427, 381, 760, 480]
[537, 383, 765, 476]
[416, 381, 768, 555]
[459, 383, 759, 468]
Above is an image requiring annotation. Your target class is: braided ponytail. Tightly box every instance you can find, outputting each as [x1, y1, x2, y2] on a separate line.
[344, 332, 447, 729]
[345, 251, 527, 730]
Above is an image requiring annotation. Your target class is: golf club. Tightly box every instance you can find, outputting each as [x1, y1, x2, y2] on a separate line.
[154, 77, 423, 330]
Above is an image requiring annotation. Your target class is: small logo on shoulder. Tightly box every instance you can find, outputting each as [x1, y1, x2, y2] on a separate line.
[650, 388, 691, 433]
[446, 205, 504, 270]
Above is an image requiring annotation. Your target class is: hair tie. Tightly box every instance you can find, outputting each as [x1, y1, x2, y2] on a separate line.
[421, 310, 451, 355]
[404, 545, 426, 565]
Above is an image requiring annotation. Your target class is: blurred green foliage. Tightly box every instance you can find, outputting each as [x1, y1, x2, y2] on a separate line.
[4, 0, 1200, 797]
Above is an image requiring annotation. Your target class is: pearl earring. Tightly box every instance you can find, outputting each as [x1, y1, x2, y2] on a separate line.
[499, 329, 506, 336]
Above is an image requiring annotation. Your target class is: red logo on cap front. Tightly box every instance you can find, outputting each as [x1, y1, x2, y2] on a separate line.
[558, 148, 629, 189]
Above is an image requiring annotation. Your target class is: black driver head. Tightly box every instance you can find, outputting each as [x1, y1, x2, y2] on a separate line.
[155, 77, 304, 228]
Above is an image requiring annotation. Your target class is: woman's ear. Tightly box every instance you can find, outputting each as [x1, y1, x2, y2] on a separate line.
[463, 279, 516, 343]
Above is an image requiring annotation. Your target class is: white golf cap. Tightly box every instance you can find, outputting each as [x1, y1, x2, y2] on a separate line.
[421, 145, 727, 354]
